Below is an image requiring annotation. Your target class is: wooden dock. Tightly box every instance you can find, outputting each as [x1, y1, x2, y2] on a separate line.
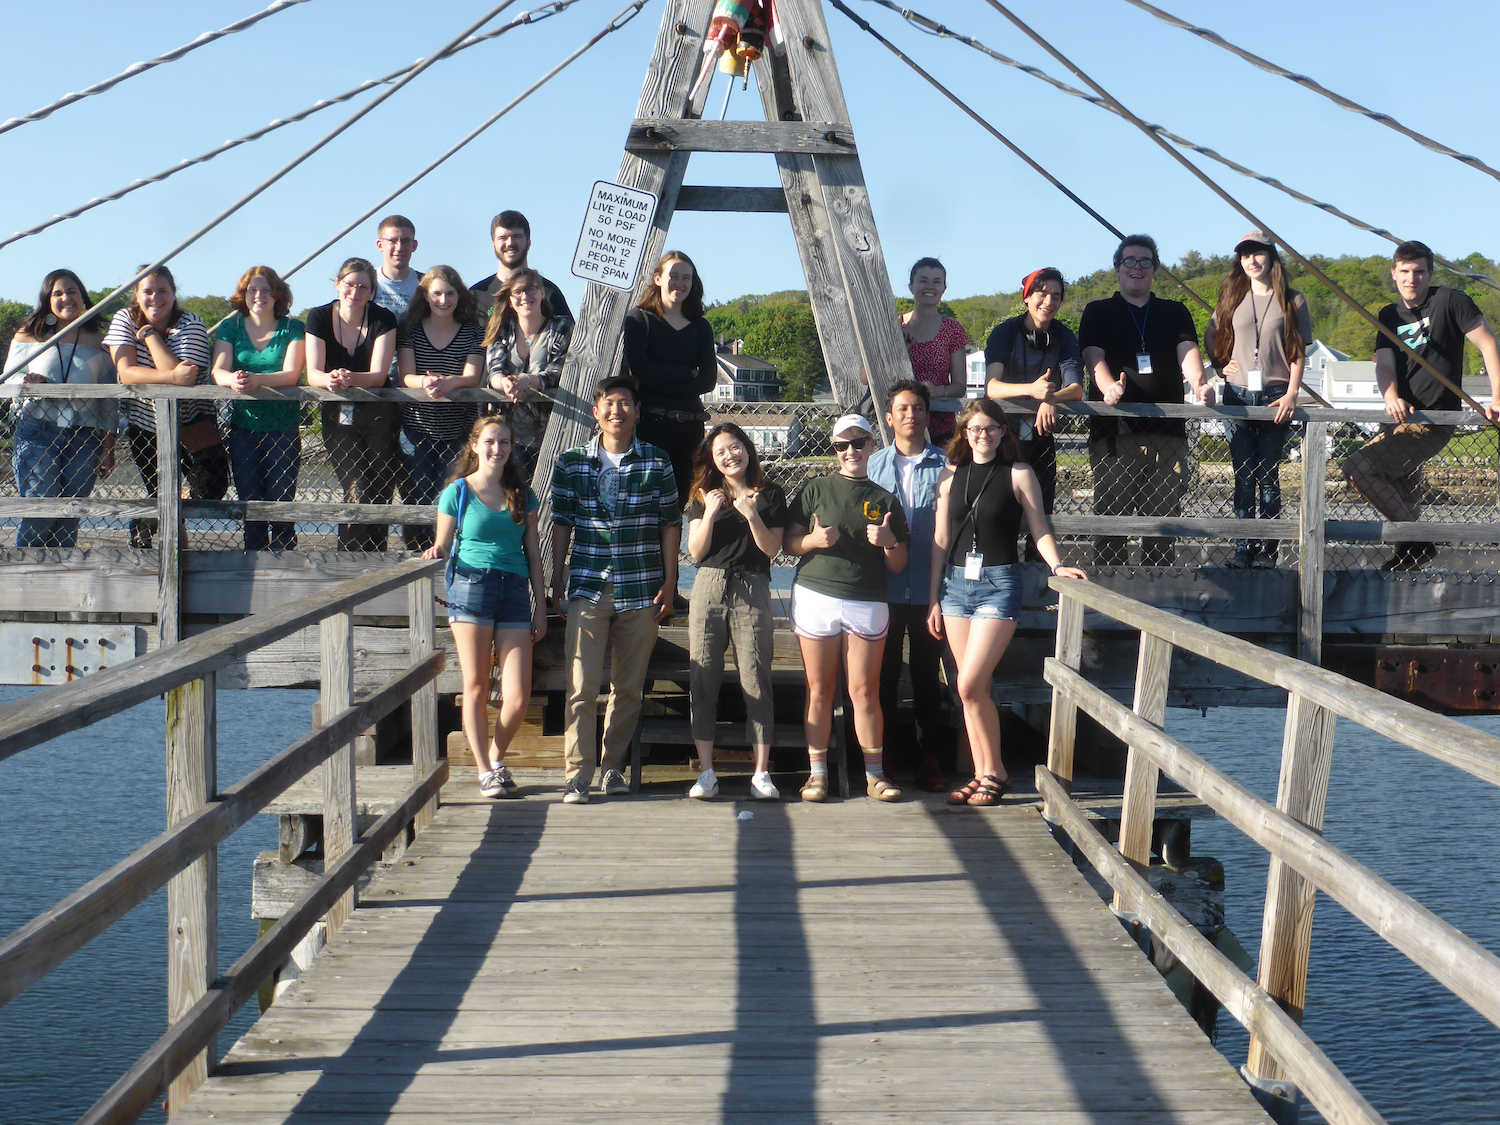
[177, 782, 1271, 1124]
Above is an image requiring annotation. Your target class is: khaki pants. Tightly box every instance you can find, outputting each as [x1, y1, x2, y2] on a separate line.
[1089, 429, 1188, 566]
[1341, 422, 1455, 523]
[689, 568, 775, 745]
[564, 583, 660, 786]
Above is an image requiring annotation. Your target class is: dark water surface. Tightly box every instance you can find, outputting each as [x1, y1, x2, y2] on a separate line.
[1, 694, 1497, 1124]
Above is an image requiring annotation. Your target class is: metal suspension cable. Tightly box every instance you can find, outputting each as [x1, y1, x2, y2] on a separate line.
[0, 0, 522, 386]
[0, 1, 581, 254]
[979, 0, 1496, 427]
[856, 0, 1499, 295]
[284, 0, 651, 280]
[0, 0, 316, 137]
[1121, 0, 1500, 187]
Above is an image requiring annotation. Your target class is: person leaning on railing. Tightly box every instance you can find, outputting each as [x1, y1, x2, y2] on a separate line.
[104, 264, 228, 549]
[900, 256, 970, 443]
[1202, 232, 1311, 570]
[305, 257, 398, 552]
[211, 266, 306, 552]
[396, 266, 484, 553]
[4, 269, 119, 548]
[483, 267, 574, 472]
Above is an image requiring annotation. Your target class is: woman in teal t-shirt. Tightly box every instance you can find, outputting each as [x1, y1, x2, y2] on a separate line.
[423, 414, 545, 798]
[211, 266, 306, 550]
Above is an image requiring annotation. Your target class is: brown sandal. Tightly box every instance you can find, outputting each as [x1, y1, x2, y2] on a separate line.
[948, 776, 982, 805]
[967, 775, 1011, 807]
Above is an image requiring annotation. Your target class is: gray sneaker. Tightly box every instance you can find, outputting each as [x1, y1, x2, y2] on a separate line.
[492, 763, 519, 795]
[600, 768, 630, 796]
[478, 769, 503, 799]
[562, 779, 589, 804]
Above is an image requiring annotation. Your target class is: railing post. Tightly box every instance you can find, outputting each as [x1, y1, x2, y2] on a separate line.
[1298, 420, 1327, 666]
[165, 672, 216, 1114]
[320, 610, 357, 934]
[154, 398, 183, 648]
[1246, 690, 1338, 1085]
[408, 575, 438, 832]
[1113, 632, 1172, 911]
[1044, 584, 1084, 819]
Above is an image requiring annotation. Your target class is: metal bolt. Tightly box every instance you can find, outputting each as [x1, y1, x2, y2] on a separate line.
[802, 35, 816, 50]
[676, 21, 687, 34]
[824, 131, 838, 143]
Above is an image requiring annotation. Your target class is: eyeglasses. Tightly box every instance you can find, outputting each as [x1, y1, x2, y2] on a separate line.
[1120, 256, 1156, 270]
[966, 425, 1002, 438]
[380, 236, 416, 247]
[512, 286, 542, 299]
[832, 437, 871, 453]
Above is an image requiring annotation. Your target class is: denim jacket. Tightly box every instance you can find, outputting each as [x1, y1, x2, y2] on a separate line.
[867, 441, 947, 605]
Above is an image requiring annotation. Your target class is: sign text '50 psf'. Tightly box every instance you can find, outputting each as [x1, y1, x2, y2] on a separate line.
[570, 180, 659, 292]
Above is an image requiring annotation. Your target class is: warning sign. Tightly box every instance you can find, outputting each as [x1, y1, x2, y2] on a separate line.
[570, 180, 659, 292]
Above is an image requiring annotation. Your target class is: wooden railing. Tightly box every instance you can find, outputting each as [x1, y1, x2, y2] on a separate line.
[1039, 578, 1500, 1125]
[0, 555, 446, 1124]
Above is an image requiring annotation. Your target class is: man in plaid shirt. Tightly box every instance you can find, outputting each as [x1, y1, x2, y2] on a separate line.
[550, 374, 681, 803]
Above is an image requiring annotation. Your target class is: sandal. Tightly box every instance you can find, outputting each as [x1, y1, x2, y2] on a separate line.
[800, 775, 828, 803]
[948, 777, 982, 805]
[967, 775, 1012, 807]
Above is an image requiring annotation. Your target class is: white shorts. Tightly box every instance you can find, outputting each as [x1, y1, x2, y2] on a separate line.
[791, 584, 889, 641]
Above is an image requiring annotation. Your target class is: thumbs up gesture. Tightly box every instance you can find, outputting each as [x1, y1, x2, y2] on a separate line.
[867, 511, 896, 548]
[805, 513, 839, 550]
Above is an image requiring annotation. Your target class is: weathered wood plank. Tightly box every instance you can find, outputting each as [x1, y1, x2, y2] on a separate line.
[1114, 632, 1170, 913]
[626, 117, 856, 154]
[1299, 422, 1327, 665]
[1036, 768, 1384, 1125]
[675, 185, 789, 212]
[320, 611, 356, 935]
[408, 577, 438, 832]
[154, 402, 182, 649]
[1045, 590, 1084, 819]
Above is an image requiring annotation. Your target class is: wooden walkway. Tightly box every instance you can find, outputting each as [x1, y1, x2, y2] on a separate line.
[179, 778, 1272, 1124]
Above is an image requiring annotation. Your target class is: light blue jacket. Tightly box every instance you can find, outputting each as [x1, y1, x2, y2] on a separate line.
[867, 441, 947, 605]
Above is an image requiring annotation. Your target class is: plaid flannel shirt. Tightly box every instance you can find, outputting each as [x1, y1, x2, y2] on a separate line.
[551, 436, 681, 611]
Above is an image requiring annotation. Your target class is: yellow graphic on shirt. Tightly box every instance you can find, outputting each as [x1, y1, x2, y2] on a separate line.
[862, 501, 884, 522]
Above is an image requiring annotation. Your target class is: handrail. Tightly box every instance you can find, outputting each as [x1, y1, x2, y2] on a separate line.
[1040, 576, 1500, 1123]
[0, 556, 439, 763]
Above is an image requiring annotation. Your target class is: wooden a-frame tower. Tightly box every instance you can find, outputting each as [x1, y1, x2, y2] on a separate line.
[534, 0, 911, 513]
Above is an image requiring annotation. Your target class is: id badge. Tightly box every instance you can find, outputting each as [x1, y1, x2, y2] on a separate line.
[339, 403, 354, 427]
[1135, 352, 1154, 375]
[1246, 368, 1264, 392]
[964, 551, 984, 581]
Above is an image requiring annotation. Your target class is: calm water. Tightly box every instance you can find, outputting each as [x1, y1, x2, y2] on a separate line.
[1, 694, 1497, 1124]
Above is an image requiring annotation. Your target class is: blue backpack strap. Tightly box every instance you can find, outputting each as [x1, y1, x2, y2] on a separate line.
[445, 479, 470, 589]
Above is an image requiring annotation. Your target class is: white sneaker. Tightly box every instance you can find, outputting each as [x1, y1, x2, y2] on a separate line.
[478, 769, 503, 798]
[688, 768, 719, 800]
[750, 771, 780, 801]
[600, 768, 630, 796]
[562, 779, 589, 804]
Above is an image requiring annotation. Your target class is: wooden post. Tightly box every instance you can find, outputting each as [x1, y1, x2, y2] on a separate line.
[1298, 420, 1327, 666]
[1246, 690, 1338, 1082]
[320, 610, 356, 934]
[165, 673, 215, 1113]
[408, 576, 437, 832]
[1044, 586, 1084, 818]
[154, 399, 182, 649]
[1113, 631, 1171, 913]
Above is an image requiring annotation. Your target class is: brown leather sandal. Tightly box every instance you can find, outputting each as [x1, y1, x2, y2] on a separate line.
[966, 775, 1012, 807]
[948, 776, 982, 805]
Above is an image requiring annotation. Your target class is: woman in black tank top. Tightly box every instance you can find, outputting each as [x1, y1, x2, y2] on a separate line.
[927, 400, 1088, 806]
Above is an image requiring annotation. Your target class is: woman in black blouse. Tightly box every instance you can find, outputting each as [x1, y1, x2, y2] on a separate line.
[306, 257, 399, 551]
[623, 251, 717, 496]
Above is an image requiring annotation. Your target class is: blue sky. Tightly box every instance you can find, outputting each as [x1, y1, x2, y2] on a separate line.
[0, 0, 1495, 311]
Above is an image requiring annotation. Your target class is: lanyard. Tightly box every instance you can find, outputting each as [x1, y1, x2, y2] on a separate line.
[1124, 294, 1151, 352]
[1248, 290, 1268, 364]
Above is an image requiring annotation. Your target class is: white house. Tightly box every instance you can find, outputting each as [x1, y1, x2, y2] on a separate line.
[704, 351, 780, 403]
[964, 349, 987, 398]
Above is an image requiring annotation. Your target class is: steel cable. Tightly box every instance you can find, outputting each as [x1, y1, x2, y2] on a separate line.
[0, 0, 523, 385]
[0, 1, 582, 254]
[1122, 0, 1500, 187]
[856, 0, 1498, 294]
[0, 0, 316, 136]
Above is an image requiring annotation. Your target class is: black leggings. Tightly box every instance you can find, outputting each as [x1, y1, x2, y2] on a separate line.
[126, 425, 230, 545]
[636, 415, 705, 503]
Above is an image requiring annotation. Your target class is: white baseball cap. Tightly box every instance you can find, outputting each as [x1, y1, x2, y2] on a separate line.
[829, 414, 875, 439]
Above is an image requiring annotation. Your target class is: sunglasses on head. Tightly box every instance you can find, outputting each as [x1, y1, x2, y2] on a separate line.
[832, 436, 871, 453]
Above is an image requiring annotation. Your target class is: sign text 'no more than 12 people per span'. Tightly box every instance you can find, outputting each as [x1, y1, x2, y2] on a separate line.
[570, 180, 659, 292]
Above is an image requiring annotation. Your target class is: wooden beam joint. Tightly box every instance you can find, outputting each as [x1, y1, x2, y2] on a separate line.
[627, 118, 856, 154]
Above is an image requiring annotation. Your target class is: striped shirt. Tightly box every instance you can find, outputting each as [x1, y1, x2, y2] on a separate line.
[550, 436, 681, 611]
[103, 308, 213, 431]
[397, 319, 482, 442]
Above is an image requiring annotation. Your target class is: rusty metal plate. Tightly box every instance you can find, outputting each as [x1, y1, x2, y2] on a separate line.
[0, 622, 138, 686]
[1374, 647, 1500, 712]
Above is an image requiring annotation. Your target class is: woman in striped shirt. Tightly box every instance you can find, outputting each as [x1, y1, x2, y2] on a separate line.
[397, 266, 484, 551]
[104, 265, 228, 549]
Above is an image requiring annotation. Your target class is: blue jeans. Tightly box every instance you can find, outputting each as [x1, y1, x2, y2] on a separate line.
[12, 417, 102, 548]
[399, 429, 467, 551]
[227, 427, 301, 551]
[1221, 383, 1290, 557]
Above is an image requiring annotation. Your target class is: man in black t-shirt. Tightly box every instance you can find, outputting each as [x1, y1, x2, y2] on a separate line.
[471, 209, 573, 320]
[1342, 241, 1500, 570]
[1079, 235, 1215, 566]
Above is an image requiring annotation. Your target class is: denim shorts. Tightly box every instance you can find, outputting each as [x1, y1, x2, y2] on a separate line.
[938, 563, 1022, 622]
[447, 566, 534, 629]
